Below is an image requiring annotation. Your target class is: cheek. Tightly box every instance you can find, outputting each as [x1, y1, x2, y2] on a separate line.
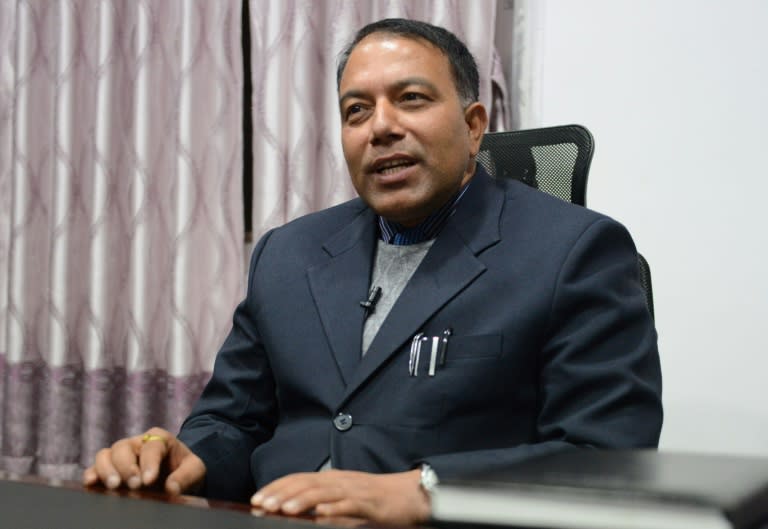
[427, 132, 470, 171]
[421, 114, 470, 152]
[341, 143, 365, 195]
[341, 132, 366, 170]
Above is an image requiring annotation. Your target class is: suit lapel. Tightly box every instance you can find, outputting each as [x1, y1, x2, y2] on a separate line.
[307, 206, 377, 385]
[341, 168, 506, 403]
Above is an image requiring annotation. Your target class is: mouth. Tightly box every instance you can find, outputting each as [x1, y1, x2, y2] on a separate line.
[370, 156, 417, 176]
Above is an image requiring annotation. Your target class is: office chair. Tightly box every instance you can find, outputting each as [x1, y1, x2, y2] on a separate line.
[477, 124, 654, 320]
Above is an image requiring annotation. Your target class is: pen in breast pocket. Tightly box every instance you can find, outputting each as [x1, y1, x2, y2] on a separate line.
[428, 336, 440, 376]
[409, 332, 424, 376]
[438, 328, 452, 366]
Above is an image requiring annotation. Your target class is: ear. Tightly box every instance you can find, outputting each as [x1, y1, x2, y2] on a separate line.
[464, 102, 489, 157]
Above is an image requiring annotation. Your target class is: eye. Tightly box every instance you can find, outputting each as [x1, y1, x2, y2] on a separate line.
[399, 92, 432, 109]
[402, 92, 425, 102]
[344, 103, 365, 122]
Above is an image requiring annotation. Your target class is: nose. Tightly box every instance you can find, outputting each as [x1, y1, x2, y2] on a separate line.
[369, 100, 404, 145]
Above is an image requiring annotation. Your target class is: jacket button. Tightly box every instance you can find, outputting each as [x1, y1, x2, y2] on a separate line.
[333, 413, 353, 431]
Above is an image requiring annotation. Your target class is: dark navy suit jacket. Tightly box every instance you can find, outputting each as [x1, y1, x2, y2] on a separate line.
[178, 167, 663, 502]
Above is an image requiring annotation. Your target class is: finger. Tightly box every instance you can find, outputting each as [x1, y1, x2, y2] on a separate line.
[251, 473, 323, 512]
[272, 479, 350, 515]
[280, 488, 344, 515]
[92, 447, 127, 490]
[251, 474, 297, 507]
[164, 449, 206, 495]
[137, 431, 171, 486]
[315, 497, 370, 519]
[113, 436, 146, 486]
[82, 465, 99, 486]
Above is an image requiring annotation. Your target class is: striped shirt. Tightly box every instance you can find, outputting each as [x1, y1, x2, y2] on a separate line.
[377, 181, 471, 245]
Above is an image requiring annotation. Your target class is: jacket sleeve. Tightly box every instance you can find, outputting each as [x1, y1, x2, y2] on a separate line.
[423, 218, 663, 479]
[177, 230, 279, 502]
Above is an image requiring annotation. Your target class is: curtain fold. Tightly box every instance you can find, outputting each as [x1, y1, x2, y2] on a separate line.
[0, 0, 16, 479]
[494, 0, 544, 129]
[0, 0, 244, 479]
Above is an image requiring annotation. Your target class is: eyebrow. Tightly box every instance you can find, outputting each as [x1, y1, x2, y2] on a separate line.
[338, 77, 439, 108]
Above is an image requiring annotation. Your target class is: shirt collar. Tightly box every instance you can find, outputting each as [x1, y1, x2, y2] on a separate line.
[377, 180, 472, 245]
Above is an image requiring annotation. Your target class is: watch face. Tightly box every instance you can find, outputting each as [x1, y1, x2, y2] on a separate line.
[421, 465, 439, 493]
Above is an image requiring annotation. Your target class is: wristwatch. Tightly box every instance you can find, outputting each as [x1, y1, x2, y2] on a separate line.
[419, 463, 439, 494]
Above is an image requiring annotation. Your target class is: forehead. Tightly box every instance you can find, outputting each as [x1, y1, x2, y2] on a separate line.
[339, 33, 454, 92]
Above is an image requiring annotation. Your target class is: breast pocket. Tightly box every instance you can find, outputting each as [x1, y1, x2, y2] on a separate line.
[402, 332, 503, 381]
[440, 333, 502, 362]
[404, 333, 504, 423]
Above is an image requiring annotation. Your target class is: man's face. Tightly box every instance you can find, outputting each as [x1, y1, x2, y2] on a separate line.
[338, 34, 487, 227]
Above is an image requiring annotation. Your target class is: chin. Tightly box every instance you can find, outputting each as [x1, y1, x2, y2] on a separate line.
[365, 191, 431, 224]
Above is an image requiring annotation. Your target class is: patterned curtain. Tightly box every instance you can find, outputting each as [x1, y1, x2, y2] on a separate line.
[0, 1, 244, 479]
[0, 0, 523, 481]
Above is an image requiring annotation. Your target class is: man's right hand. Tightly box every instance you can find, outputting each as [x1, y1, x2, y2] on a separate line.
[82, 427, 206, 495]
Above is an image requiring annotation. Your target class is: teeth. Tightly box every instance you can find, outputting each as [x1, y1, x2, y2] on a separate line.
[376, 159, 413, 173]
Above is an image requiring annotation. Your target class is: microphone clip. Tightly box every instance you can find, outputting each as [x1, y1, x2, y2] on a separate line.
[360, 286, 382, 318]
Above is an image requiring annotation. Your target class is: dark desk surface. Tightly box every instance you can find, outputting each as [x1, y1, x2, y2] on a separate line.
[0, 474, 388, 529]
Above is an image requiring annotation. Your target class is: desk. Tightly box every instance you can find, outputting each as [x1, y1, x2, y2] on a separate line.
[0, 474, 380, 529]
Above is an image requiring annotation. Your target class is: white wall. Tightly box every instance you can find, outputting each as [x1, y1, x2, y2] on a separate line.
[532, 1, 768, 455]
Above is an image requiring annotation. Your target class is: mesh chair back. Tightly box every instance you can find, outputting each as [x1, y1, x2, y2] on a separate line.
[477, 124, 594, 206]
[478, 124, 655, 320]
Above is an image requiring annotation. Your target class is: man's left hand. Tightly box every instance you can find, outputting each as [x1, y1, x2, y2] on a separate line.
[250, 469, 430, 525]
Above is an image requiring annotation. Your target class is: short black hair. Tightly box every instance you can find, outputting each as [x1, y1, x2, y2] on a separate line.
[337, 18, 479, 106]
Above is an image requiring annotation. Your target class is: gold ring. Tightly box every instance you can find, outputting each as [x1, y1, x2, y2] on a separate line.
[141, 434, 168, 446]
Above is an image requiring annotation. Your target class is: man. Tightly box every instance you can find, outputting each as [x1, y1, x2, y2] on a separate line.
[84, 19, 662, 525]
